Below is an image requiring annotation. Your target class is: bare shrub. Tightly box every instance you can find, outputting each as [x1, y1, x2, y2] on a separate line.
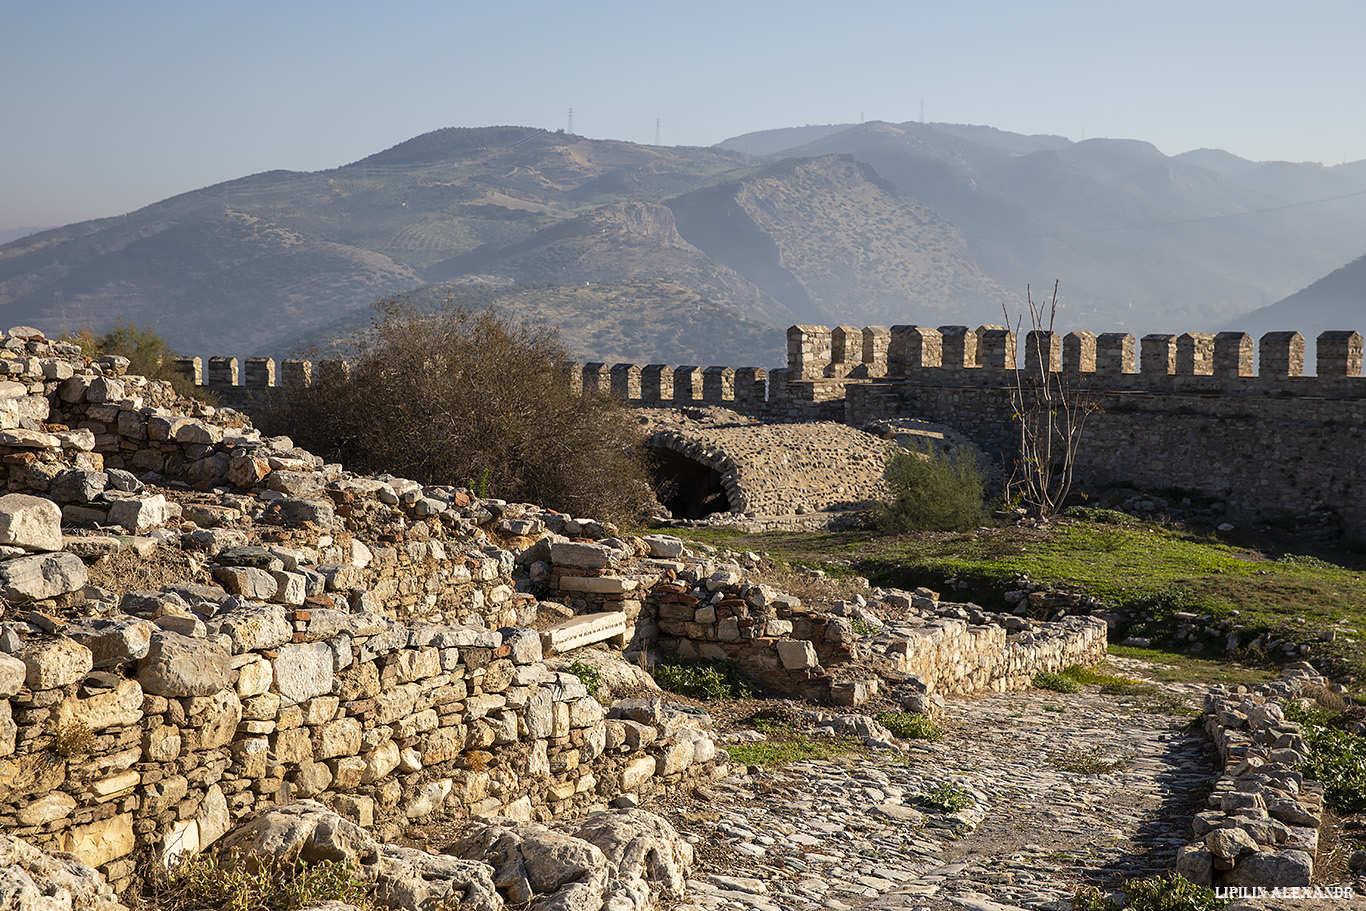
[266, 298, 653, 520]
[1004, 282, 1101, 519]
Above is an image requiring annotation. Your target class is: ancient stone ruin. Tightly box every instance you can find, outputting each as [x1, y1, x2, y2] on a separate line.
[0, 325, 1354, 907]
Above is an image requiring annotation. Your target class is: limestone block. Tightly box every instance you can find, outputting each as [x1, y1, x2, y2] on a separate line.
[422, 726, 467, 765]
[374, 682, 421, 724]
[0, 653, 25, 697]
[91, 768, 139, 800]
[501, 627, 543, 665]
[657, 740, 695, 776]
[621, 754, 657, 790]
[233, 737, 271, 778]
[218, 601, 291, 652]
[390, 648, 440, 683]
[54, 678, 143, 731]
[213, 567, 278, 602]
[198, 784, 231, 850]
[270, 570, 306, 605]
[318, 563, 364, 592]
[540, 613, 627, 655]
[641, 534, 686, 558]
[292, 760, 334, 797]
[273, 726, 314, 765]
[191, 689, 242, 750]
[274, 642, 334, 702]
[1, 552, 88, 603]
[362, 740, 401, 783]
[0, 494, 63, 551]
[777, 639, 819, 670]
[570, 696, 605, 728]
[144, 724, 182, 762]
[20, 637, 93, 689]
[16, 792, 77, 826]
[550, 541, 617, 569]
[329, 756, 368, 791]
[138, 631, 231, 697]
[279, 498, 334, 526]
[236, 655, 274, 698]
[106, 494, 168, 534]
[62, 812, 136, 867]
[316, 717, 363, 759]
[1223, 849, 1312, 888]
[0, 701, 13, 757]
[65, 616, 155, 667]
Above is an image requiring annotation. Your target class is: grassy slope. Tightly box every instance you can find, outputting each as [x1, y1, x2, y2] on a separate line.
[666, 520, 1366, 680]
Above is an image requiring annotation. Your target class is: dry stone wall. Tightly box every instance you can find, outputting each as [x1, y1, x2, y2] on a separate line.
[1176, 666, 1333, 889]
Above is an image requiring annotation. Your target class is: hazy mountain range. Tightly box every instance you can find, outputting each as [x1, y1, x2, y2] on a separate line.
[2, 121, 1364, 366]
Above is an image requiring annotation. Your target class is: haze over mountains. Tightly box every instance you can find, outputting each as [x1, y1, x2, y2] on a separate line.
[2, 121, 1364, 366]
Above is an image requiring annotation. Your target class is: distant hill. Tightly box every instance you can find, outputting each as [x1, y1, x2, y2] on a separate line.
[744, 120, 1366, 334]
[4, 121, 1366, 364]
[0, 227, 52, 246]
[666, 154, 1013, 327]
[1224, 251, 1366, 369]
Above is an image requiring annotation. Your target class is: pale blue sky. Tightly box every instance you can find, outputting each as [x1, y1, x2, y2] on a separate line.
[4, 0, 1365, 229]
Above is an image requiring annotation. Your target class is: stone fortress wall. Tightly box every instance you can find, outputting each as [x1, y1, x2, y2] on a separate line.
[0, 327, 1124, 897]
[182, 321, 1366, 539]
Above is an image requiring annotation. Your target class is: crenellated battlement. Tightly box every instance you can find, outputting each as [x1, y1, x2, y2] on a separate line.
[173, 319, 1366, 541]
[174, 324, 1366, 412]
[782, 324, 1366, 387]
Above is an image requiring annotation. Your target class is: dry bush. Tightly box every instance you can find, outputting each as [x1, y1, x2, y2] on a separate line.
[267, 298, 653, 521]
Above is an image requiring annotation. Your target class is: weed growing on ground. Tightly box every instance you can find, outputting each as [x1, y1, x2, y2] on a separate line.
[149, 850, 373, 911]
[915, 781, 974, 813]
[1033, 671, 1080, 693]
[849, 616, 882, 637]
[1073, 871, 1229, 911]
[650, 657, 755, 700]
[1048, 746, 1131, 775]
[875, 711, 943, 741]
[726, 734, 866, 768]
[568, 660, 603, 700]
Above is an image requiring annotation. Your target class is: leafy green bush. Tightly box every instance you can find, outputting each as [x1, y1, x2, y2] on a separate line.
[914, 781, 973, 813]
[1073, 872, 1229, 911]
[568, 661, 603, 700]
[875, 711, 943, 741]
[1033, 671, 1080, 693]
[1284, 702, 1366, 813]
[650, 657, 754, 700]
[149, 850, 372, 911]
[873, 445, 987, 533]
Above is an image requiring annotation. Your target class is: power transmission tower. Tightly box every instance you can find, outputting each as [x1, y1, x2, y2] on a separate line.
[655, 118, 661, 145]
[567, 108, 574, 134]
[920, 100, 924, 123]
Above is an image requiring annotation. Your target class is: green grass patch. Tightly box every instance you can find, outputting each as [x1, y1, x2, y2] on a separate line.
[668, 521, 1366, 681]
[650, 657, 755, 701]
[726, 733, 866, 768]
[1033, 671, 1080, 693]
[875, 711, 943, 741]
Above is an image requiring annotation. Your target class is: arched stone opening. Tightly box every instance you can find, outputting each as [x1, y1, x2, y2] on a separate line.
[649, 446, 732, 519]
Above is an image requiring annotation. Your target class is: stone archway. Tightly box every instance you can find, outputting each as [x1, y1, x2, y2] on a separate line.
[647, 430, 744, 519]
